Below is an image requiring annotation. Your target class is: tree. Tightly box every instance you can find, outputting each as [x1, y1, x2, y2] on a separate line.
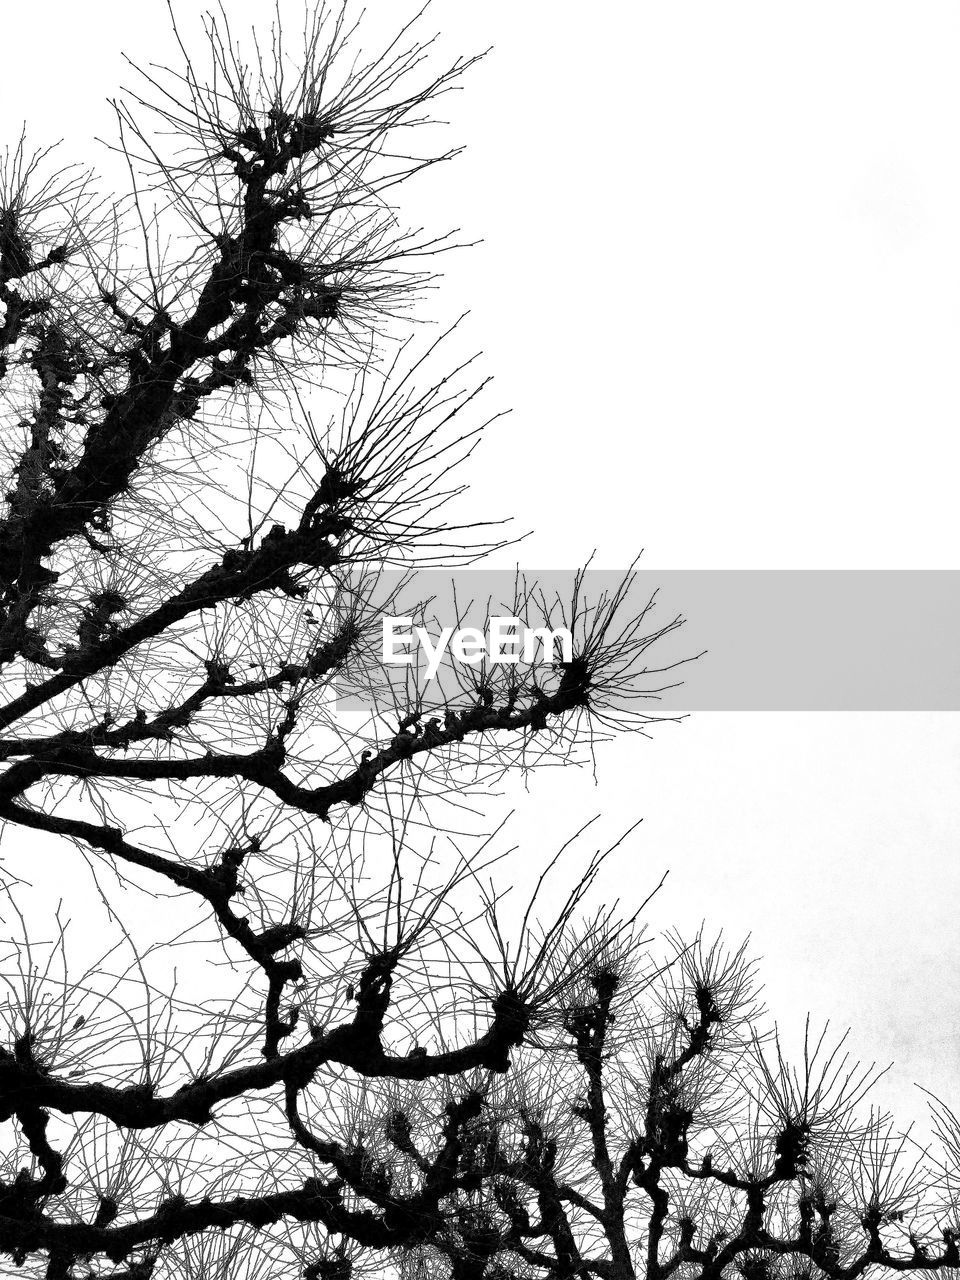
[1, 7, 956, 1280]
[0, 5, 677, 1278]
[384, 935, 960, 1280]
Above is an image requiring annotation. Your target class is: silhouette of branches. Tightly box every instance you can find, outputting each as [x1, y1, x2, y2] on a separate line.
[0, 5, 693, 1278]
[382, 934, 960, 1280]
[1, 6, 954, 1280]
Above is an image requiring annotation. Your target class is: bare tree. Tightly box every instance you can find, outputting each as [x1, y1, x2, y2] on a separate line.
[377, 934, 960, 1280]
[3, 8, 955, 1280]
[0, 5, 680, 1279]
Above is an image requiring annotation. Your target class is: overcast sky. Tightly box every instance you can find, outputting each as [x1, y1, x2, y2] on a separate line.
[3, 1, 960, 1130]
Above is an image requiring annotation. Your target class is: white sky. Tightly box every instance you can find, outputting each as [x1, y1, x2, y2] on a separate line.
[2, 1, 960, 1130]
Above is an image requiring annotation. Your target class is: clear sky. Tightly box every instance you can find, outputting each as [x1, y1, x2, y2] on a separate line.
[3, 0, 960, 1131]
